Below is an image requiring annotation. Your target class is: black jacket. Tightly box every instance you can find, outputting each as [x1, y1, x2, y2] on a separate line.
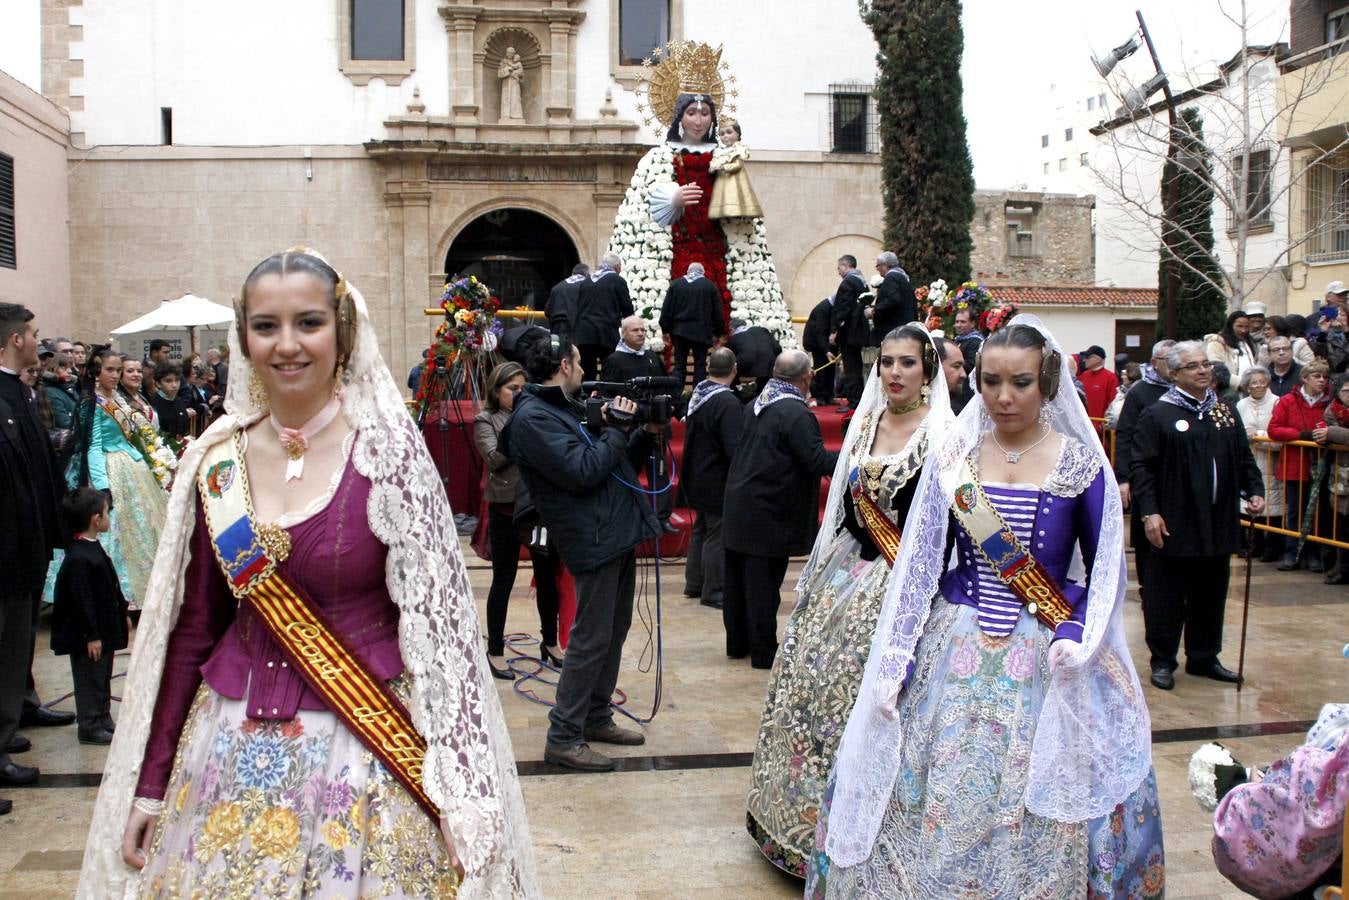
[659, 276, 724, 345]
[728, 327, 782, 379]
[723, 397, 838, 557]
[830, 271, 871, 348]
[679, 387, 744, 513]
[0, 371, 60, 580]
[51, 538, 129, 655]
[600, 348, 667, 383]
[871, 269, 918, 344]
[1112, 379, 1169, 484]
[572, 272, 634, 349]
[150, 391, 193, 438]
[802, 299, 834, 356]
[1130, 400, 1263, 557]
[499, 384, 661, 573]
[545, 277, 585, 339]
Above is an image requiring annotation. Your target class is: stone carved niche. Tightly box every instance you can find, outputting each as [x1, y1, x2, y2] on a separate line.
[439, 1, 587, 134]
[480, 28, 542, 124]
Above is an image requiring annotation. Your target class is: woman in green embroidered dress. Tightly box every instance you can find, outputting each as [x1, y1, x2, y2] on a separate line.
[745, 324, 951, 876]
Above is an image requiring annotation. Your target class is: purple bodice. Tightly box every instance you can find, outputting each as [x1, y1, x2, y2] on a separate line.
[938, 468, 1107, 643]
[137, 455, 402, 799]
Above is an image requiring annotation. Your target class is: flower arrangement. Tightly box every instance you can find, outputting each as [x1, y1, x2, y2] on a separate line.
[110, 395, 177, 490]
[415, 275, 504, 415]
[984, 302, 1020, 333]
[605, 145, 795, 349]
[920, 280, 1016, 336]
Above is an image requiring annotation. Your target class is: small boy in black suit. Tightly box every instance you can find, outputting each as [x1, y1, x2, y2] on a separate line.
[51, 487, 129, 745]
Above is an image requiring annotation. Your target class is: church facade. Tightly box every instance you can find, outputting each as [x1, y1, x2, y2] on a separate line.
[19, 0, 886, 377]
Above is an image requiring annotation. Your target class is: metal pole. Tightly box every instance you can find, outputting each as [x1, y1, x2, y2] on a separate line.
[1137, 10, 1181, 339]
[1236, 520, 1254, 690]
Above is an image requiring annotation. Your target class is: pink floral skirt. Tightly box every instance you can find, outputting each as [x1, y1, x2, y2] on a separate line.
[141, 682, 459, 898]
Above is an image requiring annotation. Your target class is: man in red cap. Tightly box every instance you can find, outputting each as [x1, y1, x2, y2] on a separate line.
[1078, 344, 1119, 433]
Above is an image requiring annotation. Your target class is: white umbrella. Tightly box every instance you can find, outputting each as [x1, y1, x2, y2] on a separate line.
[111, 293, 235, 355]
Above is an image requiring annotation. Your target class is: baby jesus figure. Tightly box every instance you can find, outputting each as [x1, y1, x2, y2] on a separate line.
[708, 117, 764, 220]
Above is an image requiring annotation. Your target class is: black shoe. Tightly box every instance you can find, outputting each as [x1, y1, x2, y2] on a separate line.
[1185, 659, 1242, 684]
[0, 798, 10, 816]
[1276, 557, 1299, 571]
[0, 763, 39, 786]
[1149, 667, 1175, 690]
[700, 595, 724, 610]
[77, 729, 114, 746]
[4, 736, 30, 754]
[20, 707, 74, 728]
[540, 645, 565, 667]
[1326, 572, 1349, 585]
[683, 589, 701, 599]
[1307, 557, 1325, 573]
[487, 658, 514, 681]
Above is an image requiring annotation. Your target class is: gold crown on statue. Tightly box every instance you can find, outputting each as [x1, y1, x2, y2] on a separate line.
[637, 40, 738, 137]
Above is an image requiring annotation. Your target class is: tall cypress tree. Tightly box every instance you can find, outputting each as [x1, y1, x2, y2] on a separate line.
[864, 0, 975, 284]
[1157, 108, 1227, 340]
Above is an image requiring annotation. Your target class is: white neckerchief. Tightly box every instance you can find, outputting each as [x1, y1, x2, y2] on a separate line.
[614, 341, 645, 356]
[1302, 387, 1326, 406]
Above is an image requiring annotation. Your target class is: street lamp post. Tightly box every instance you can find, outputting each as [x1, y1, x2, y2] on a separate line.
[1135, 10, 1182, 341]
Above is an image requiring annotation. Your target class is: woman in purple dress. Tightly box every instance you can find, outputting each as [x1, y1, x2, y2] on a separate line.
[77, 249, 539, 898]
[814, 317, 1164, 898]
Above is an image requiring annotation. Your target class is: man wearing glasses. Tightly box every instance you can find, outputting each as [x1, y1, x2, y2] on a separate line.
[1129, 341, 1265, 691]
[1264, 336, 1301, 397]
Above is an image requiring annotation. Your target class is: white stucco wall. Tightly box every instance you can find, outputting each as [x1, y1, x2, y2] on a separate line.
[70, 0, 878, 152]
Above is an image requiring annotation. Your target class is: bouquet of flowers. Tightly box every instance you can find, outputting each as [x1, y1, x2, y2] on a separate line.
[415, 275, 504, 417]
[116, 397, 178, 490]
[984, 302, 1020, 333]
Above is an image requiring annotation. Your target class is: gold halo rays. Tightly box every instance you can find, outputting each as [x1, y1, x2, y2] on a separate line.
[636, 40, 739, 138]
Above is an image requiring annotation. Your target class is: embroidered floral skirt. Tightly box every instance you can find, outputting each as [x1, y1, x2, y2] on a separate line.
[140, 681, 459, 898]
[808, 599, 1165, 899]
[746, 533, 891, 878]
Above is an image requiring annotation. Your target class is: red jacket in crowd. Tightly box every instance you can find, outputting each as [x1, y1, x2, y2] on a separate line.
[1268, 389, 1331, 481]
[1078, 365, 1120, 424]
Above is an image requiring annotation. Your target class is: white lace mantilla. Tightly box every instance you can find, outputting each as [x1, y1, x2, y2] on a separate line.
[77, 267, 540, 898]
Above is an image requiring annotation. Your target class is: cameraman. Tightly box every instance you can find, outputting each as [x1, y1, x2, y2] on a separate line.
[500, 335, 662, 772]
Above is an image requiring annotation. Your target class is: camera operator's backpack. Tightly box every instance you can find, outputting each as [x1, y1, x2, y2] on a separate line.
[511, 477, 552, 554]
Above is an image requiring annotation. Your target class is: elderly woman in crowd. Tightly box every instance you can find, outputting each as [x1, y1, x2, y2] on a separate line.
[1269, 359, 1333, 572]
[473, 360, 563, 680]
[1237, 366, 1286, 563]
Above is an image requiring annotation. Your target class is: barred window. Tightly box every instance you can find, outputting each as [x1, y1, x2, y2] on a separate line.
[1228, 146, 1273, 229]
[829, 83, 877, 154]
[0, 153, 14, 270]
[1302, 156, 1349, 262]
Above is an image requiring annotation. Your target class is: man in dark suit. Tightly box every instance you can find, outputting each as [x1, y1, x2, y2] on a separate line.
[574, 253, 634, 380]
[1114, 339, 1174, 585]
[829, 255, 870, 410]
[801, 297, 836, 405]
[727, 317, 782, 392]
[0, 304, 67, 810]
[868, 251, 918, 342]
[545, 263, 589, 339]
[680, 348, 743, 610]
[722, 351, 839, 668]
[600, 316, 667, 383]
[659, 262, 725, 391]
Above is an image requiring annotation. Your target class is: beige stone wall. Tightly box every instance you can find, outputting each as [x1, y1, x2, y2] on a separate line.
[67, 148, 388, 359]
[0, 71, 72, 334]
[971, 190, 1095, 285]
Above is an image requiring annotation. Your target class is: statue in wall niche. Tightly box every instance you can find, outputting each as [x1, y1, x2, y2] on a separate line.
[498, 47, 525, 123]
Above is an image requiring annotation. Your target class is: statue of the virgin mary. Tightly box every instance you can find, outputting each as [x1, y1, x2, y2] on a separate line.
[607, 41, 794, 350]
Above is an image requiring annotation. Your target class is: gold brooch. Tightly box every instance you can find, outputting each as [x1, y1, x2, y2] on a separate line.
[256, 523, 292, 564]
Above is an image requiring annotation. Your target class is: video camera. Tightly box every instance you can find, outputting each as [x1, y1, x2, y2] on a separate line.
[582, 376, 680, 431]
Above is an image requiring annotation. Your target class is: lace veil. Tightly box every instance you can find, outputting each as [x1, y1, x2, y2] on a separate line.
[798, 324, 952, 588]
[826, 314, 1151, 867]
[77, 254, 540, 898]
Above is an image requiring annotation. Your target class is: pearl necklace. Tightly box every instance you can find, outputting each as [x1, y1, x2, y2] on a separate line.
[990, 424, 1050, 464]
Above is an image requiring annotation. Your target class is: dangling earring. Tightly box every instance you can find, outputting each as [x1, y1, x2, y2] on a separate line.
[333, 357, 346, 398]
[1038, 404, 1052, 426]
[678, 122, 686, 141]
[920, 383, 931, 403]
[248, 370, 269, 409]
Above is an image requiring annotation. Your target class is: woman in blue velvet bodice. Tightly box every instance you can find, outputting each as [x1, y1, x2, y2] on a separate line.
[815, 320, 1163, 899]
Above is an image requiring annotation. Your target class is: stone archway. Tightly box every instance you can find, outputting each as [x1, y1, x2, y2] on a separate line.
[443, 208, 581, 310]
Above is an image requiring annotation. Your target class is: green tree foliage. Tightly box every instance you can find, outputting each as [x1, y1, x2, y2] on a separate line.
[1157, 108, 1228, 340]
[863, 0, 975, 284]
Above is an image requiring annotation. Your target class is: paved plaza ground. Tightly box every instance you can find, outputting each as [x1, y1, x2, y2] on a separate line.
[0, 539, 1342, 898]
